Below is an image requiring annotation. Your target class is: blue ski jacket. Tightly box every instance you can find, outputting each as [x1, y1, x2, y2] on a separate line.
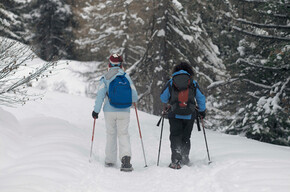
[94, 67, 138, 113]
[160, 70, 206, 120]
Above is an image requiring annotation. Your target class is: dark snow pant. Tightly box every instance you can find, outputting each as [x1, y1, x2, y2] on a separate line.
[169, 117, 195, 163]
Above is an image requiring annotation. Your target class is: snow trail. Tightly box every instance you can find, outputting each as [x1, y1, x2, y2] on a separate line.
[1, 91, 290, 192]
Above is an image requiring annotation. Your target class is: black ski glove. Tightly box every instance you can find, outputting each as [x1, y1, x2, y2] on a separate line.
[161, 106, 169, 116]
[199, 111, 206, 119]
[92, 111, 99, 119]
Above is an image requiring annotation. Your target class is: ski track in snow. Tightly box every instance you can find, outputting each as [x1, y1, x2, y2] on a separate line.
[1, 90, 290, 192]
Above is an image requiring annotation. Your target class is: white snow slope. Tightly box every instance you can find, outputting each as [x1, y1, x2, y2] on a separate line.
[1, 90, 290, 192]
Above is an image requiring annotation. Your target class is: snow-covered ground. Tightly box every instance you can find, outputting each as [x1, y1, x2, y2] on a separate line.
[1, 89, 290, 192]
[1, 50, 290, 192]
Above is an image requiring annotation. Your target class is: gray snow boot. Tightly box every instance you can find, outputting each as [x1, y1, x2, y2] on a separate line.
[120, 156, 133, 172]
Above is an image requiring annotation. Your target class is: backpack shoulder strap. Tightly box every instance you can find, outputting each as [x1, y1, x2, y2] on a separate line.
[192, 80, 197, 94]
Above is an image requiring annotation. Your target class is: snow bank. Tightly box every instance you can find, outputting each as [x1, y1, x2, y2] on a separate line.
[31, 60, 101, 97]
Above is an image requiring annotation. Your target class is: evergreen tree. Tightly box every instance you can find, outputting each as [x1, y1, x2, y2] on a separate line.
[210, 0, 290, 145]
[73, 0, 152, 98]
[129, 0, 228, 114]
[0, 0, 26, 41]
[74, 0, 149, 63]
[29, 0, 74, 61]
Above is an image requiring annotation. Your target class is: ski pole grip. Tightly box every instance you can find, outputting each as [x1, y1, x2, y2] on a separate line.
[157, 116, 163, 126]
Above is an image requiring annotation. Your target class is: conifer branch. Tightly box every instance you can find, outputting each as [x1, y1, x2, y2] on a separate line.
[235, 18, 290, 29]
[237, 59, 290, 71]
[232, 26, 290, 41]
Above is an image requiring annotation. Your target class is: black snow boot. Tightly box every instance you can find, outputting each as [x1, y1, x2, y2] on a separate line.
[181, 155, 190, 166]
[169, 160, 181, 169]
[120, 156, 133, 172]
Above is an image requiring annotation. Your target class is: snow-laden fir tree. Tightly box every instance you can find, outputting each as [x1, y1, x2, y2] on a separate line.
[74, 0, 150, 63]
[28, 0, 74, 61]
[208, 0, 290, 145]
[229, 0, 290, 145]
[0, 0, 26, 41]
[73, 0, 152, 97]
[128, 0, 229, 114]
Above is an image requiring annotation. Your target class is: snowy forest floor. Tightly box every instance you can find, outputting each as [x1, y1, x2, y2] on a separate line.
[1, 90, 290, 192]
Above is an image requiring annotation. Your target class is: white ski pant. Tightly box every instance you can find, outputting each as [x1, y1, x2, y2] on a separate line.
[104, 112, 131, 164]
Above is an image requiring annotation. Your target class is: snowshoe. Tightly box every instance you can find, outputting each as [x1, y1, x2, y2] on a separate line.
[120, 156, 133, 172]
[169, 160, 182, 169]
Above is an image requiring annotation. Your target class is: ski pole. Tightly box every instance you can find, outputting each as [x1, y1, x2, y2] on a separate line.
[195, 108, 201, 131]
[157, 106, 170, 127]
[157, 115, 165, 166]
[200, 117, 211, 164]
[134, 103, 148, 167]
[157, 116, 163, 127]
[89, 118, 96, 163]
[157, 105, 170, 166]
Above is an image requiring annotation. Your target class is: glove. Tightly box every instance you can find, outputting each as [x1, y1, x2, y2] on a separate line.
[161, 106, 170, 116]
[92, 111, 99, 119]
[199, 111, 206, 119]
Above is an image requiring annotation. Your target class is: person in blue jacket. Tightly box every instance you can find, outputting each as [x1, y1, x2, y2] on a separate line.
[160, 62, 206, 169]
[92, 53, 138, 172]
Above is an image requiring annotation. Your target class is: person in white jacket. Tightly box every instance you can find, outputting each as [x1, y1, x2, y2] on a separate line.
[92, 53, 138, 172]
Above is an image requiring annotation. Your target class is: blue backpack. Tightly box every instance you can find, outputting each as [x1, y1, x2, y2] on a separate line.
[108, 73, 132, 108]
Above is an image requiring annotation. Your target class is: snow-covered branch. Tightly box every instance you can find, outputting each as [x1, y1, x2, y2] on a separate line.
[279, 77, 290, 95]
[257, 10, 289, 19]
[242, 79, 272, 89]
[0, 37, 58, 106]
[207, 77, 272, 90]
[232, 26, 290, 41]
[207, 78, 239, 89]
[241, 0, 270, 2]
[237, 58, 290, 70]
[235, 18, 290, 29]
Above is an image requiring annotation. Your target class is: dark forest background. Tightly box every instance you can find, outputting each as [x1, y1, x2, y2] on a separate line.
[1, 0, 289, 146]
